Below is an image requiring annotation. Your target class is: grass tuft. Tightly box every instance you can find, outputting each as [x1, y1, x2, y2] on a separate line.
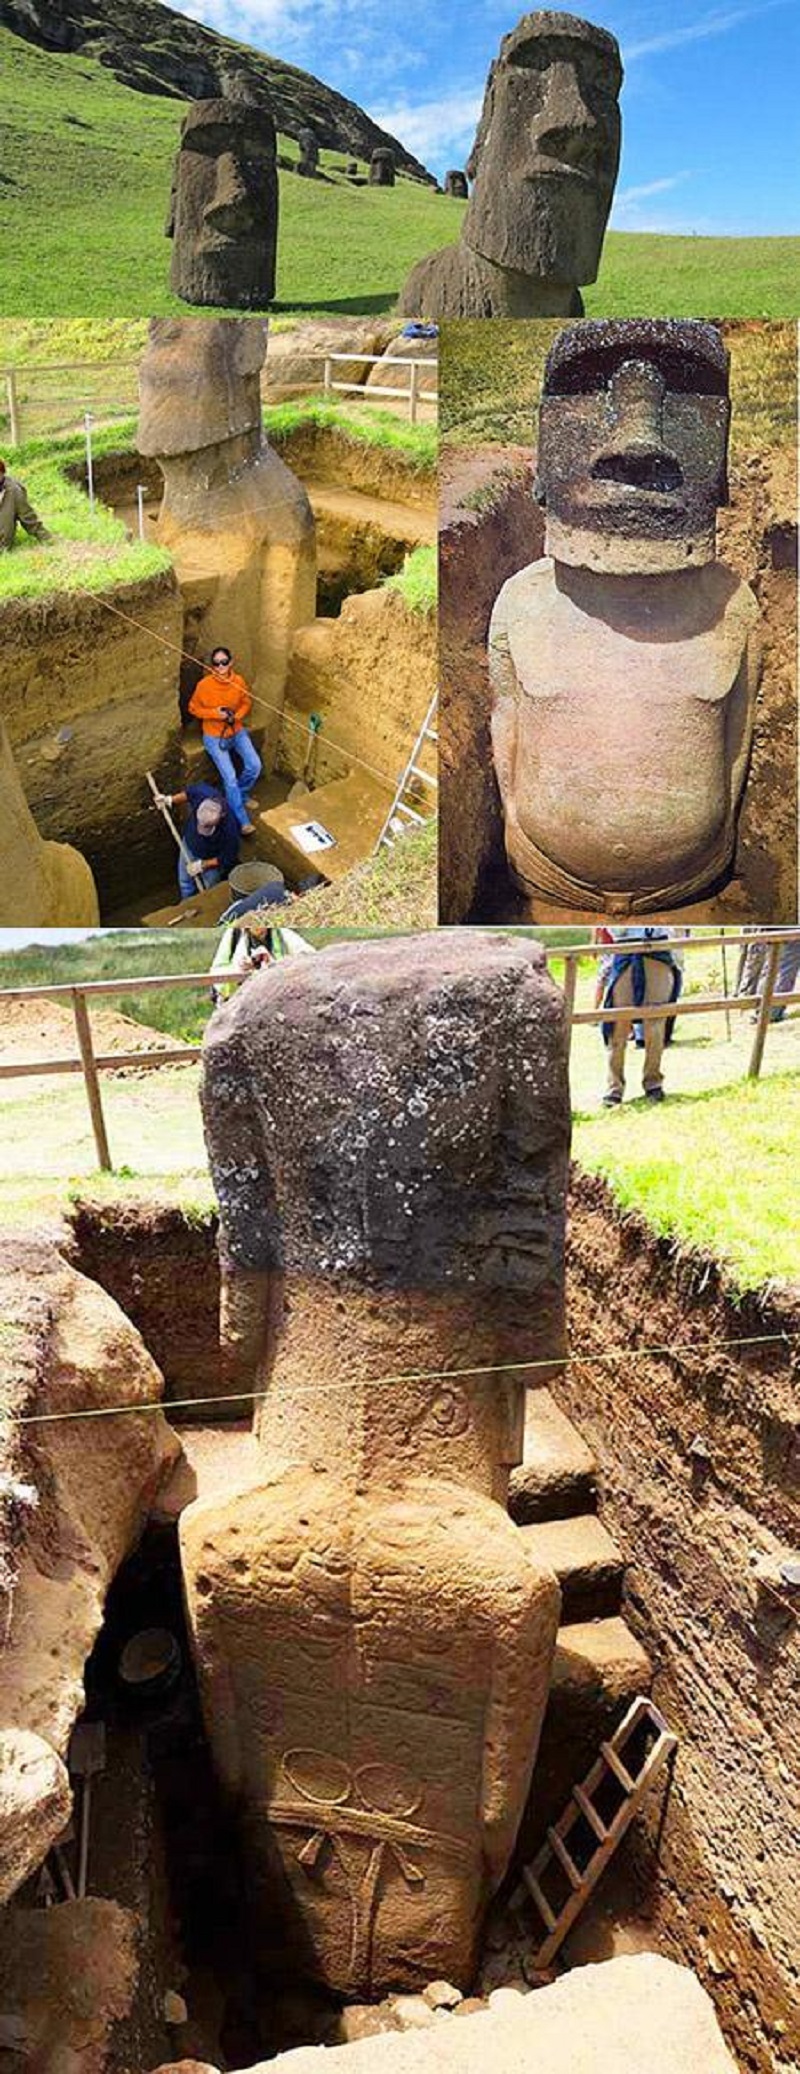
[382, 544, 436, 614]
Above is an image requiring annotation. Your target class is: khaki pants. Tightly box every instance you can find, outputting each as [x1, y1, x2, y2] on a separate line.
[606, 959, 676, 1098]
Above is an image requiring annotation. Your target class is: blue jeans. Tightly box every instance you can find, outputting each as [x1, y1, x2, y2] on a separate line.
[202, 729, 262, 828]
[178, 855, 223, 901]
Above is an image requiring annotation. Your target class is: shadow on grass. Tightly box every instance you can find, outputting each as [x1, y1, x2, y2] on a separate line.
[274, 294, 398, 315]
[572, 1064, 799, 1125]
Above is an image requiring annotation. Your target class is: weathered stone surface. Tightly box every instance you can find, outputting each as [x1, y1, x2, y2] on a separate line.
[262, 320, 396, 398]
[0, 716, 99, 926]
[0, 1899, 137, 2074]
[489, 320, 762, 912]
[370, 149, 396, 186]
[168, 92, 278, 310]
[0, 1728, 71, 1905]
[182, 934, 569, 1998]
[443, 171, 468, 200]
[297, 127, 320, 176]
[139, 319, 316, 757]
[0, 1237, 181, 1897]
[238, 1956, 740, 2069]
[398, 12, 621, 317]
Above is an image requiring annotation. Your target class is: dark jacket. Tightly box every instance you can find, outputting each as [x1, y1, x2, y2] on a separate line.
[0, 474, 50, 550]
[184, 784, 240, 877]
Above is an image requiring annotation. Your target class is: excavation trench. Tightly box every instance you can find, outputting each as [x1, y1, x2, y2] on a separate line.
[56, 1172, 799, 2071]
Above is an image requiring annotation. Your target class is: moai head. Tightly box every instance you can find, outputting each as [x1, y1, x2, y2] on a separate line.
[297, 125, 319, 174]
[370, 147, 396, 186]
[137, 315, 267, 460]
[168, 89, 278, 309]
[444, 169, 469, 198]
[536, 318, 731, 573]
[465, 11, 622, 284]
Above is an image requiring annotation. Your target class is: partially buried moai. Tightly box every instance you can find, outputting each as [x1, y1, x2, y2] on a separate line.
[398, 10, 621, 317]
[489, 320, 761, 913]
[137, 318, 316, 745]
[370, 148, 396, 187]
[444, 169, 469, 199]
[297, 126, 320, 177]
[180, 933, 568, 1997]
[167, 83, 278, 309]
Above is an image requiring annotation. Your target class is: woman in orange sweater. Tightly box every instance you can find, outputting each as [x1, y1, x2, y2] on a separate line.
[188, 645, 262, 835]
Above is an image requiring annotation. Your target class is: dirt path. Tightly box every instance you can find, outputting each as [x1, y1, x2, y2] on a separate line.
[0, 998, 190, 1101]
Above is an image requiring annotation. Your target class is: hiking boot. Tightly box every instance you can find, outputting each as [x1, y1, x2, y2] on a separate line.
[602, 1090, 622, 1107]
[241, 821, 256, 836]
[645, 1086, 665, 1103]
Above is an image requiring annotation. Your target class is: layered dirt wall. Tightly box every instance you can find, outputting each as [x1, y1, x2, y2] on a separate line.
[0, 572, 184, 912]
[281, 586, 436, 789]
[270, 425, 436, 511]
[561, 1166, 800, 2074]
[68, 1200, 221, 1418]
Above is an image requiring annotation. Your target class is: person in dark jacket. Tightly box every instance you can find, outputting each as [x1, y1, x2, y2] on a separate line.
[155, 783, 240, 899]
[0, 458, 51, 550]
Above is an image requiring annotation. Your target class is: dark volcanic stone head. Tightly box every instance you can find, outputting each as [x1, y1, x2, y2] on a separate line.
[168, 94, 278, 309]
[201, 930, 571, 1294]
[465, 11, 622, 284]
[536, 318, 731, 572]
[370, 148, 396, 186]
[297, 126, 319, 174]
[444, 169, 469, 198]
[138, 316, 268, 458]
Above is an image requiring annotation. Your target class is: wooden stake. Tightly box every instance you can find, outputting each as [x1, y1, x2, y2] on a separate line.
[71, 989, 112, 1172]
[747, 938, 782, 1080]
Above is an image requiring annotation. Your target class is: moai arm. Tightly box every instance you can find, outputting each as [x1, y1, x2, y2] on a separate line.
[727, 621, 762, 813]
[488, 582, 520, 805]
[478, 1536, 561, 1882]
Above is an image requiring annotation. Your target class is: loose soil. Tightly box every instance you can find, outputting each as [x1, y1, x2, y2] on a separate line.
[0, 997, 189, 1098]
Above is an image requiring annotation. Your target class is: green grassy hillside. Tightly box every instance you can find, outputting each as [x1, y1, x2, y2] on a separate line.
[2, 27, 797, 318]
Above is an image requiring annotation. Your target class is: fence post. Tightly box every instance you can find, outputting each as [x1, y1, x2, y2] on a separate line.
[747, 939, 782, 1080]
[323, 356, 332, 399]
[72, 989, 112, 1171]
[84, 412, 95, 510]
[136, 485, 147, 541]
[561, 951, 578, 1055]
[409, 359, 419, 425]
[5, 371, 21, 448]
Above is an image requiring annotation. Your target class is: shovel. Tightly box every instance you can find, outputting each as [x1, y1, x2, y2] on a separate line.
[69, 1720, 106, 1899]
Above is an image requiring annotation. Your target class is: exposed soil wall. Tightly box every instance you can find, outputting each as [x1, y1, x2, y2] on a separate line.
[68, 1200, 221, 1417]
[561, 1167, 800, 2074]
[269, 425, 436, 512]
[0, 572, 184, 912]
[281, 587, 436, 788]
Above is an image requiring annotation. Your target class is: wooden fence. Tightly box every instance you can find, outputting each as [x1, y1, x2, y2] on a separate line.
[0, 930, 797, 1174]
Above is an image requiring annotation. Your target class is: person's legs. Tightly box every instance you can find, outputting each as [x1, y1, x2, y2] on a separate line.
[605, 968, 633, 1101]
[641, 961, 677, 1095]
[203, 734, 248, 827]
[232, 727, 262, 809]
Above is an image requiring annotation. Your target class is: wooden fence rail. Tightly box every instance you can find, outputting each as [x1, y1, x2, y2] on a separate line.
[0, 930, 797, 1174]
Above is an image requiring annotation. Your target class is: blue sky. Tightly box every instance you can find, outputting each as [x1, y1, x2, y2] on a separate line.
[168, 0, 799, 233]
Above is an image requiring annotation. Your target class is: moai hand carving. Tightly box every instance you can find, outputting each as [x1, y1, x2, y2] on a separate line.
[181, 933, 569, 1996]
[167, 89, 278, 309]
[137, 318, 316, 740]
[398, 11, 621, 317]
[489, 320, 761, 913]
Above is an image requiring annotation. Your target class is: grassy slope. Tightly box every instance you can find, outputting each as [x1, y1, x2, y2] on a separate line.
[2, 27, 798, 319]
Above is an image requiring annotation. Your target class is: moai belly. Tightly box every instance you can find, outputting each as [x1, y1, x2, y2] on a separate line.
[181, 1467, 559, 1997]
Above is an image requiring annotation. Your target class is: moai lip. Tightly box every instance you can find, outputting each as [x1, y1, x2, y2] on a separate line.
[398, 10, 622, 318]
[167, 94, 278, 309]
[488, 319, 762, 913]
[181, 933, 569, 1998]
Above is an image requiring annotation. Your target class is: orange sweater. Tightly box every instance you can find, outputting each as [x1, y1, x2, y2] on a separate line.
[189, 671, 253, 739]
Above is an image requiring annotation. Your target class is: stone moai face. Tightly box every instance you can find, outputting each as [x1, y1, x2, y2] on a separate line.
[466, 11, 622, 283]
[297, 126, 319, 174]
[444, 169, 469, 198]
[370, 148, 396, 186]
[537, 318, 731, 573]
[137, 315, 267, 459]
[182, 933, 569, 1997]
[168, 96, 278, 308]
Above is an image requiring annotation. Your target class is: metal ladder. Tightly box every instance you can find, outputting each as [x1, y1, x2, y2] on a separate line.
[513, 1695, 678, 1969]
[375, 693, 438, 852]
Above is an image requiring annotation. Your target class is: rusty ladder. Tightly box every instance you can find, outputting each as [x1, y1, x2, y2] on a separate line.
[514, 1694, 678, 1969]
[375, 692, 438, 851]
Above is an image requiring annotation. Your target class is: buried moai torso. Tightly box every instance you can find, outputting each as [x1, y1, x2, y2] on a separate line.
[180, 933, 569, 1996]
[137, 318, 316, 736]
[489, 320, 761, 913]
[167, 92, 278, 309]
[398, 11, 621, 318]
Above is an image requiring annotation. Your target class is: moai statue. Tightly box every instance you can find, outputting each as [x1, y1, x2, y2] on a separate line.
[181, 933, 569, 1998]
[0, 718, 99, 926]
[444, 169, 469, 199]
[398, 11, 621, 318]
[138, 319, 316, 749]
[166, 82, 279, 309]
[489, 320, 761, 914]
[297, 126, 320, 177]
[370, 148, 396, 187]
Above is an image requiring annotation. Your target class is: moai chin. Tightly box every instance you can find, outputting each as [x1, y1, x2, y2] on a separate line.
[181, 932, 568, 1998]
[370, 148, 396, 187]
[398, 11, 621, 317]
[167, 91, 278, 309]
[137, 317, 316, 738]
[489, 319, 762, 914]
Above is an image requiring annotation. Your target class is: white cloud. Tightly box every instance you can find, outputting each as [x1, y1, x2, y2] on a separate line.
[369, 88, 482, 165]
[626, 0, 793, 61]
[615, 173, 692, 206]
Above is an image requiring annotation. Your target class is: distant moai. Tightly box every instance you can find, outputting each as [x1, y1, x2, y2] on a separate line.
[370, 147, 396, 187]
[444, 169, 469, 198]
[297, 126, 319, 176]
[489, 319, 761, 912]
[181, 932, 570, 1998]
[166, 80, 278, 309]
[399, 10, 622, 317]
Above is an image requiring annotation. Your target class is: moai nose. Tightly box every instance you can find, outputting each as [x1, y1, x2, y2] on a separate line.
[211, 153, 248, 212]
[533, 60, 597, 159]
[592, 361, 682, 490]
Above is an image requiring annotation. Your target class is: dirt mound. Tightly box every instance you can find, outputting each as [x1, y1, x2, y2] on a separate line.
[0, 997, 189, 1100]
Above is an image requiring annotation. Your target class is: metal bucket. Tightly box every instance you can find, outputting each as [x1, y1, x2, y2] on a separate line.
[229, 862, 286, 895]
